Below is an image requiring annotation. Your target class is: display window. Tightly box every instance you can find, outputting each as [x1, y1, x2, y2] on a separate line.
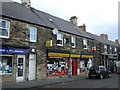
[0, 56, 13, 74]
[47, 58, 68, 76]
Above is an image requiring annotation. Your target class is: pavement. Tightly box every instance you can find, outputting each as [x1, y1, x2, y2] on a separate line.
[1, 74, 87, 89]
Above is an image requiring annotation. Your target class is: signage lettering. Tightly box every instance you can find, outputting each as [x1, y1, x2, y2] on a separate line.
[0, 47, 28, 54]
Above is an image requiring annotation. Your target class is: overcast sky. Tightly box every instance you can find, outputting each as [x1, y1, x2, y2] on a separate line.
[12, 0, 119, 41]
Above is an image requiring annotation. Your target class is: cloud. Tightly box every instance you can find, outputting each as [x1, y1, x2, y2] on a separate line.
[12, 0, 118, 41]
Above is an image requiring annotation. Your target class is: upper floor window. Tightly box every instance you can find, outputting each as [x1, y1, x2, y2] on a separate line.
[83, 39, 87, 49]
[104, 45, 107, 53]
[109, 46, 112, 54]
[71, 36, 76, 48]
[30, 26, 37, 42]
[0, 19, 10, 38]
[115, 47, 117, 53]
[57, 33, 63, 46]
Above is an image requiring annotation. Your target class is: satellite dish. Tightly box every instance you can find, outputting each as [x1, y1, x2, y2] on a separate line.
[52, 28, 58, 35]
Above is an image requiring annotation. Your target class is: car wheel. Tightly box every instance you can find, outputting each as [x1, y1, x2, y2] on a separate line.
[108, 73, 111, 78]
[100, 74, 103, 79]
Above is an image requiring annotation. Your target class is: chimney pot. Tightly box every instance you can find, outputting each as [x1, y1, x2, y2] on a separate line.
[21, 0, 31, 8]
[100, 34, 108, 40]
[70, 16, 78, 26]
[79, 24, 86, 32]
[115, 39, 120, 44]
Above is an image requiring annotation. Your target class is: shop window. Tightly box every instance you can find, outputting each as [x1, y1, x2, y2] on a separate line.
[30, 26, 37, 42]
[47, 58, 68, 76]
[0, 19, 10, 38]
[57, 33, 63, 46]
[0, 56, 13, 74]
[71, 36, 76, 48]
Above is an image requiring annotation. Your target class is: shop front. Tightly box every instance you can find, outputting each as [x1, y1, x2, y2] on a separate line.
[47, 50, 70, 77]
[0, 47, 28, 83]
[70, 53, 93, 74]
[46, 49, 93, 77]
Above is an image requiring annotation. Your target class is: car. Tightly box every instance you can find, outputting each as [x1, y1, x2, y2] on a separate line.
[88, 66, 112, 79]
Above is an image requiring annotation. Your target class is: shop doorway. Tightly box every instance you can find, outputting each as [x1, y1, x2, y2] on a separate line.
[16, 55, 25, 82]
[28, 54, 36, 81]
[72, 60, 77, 76]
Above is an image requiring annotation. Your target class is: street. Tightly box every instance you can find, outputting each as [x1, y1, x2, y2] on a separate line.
[41, 73, 119, 88]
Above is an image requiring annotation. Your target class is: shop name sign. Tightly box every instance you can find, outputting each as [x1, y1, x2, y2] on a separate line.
[0, 47, 28, 54]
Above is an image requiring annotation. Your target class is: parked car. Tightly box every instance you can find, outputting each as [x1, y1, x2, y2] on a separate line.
[88, 66, 111, 79]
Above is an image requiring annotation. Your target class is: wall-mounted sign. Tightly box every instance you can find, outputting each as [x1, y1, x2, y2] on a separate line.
[92, 47, 96, 51]
[0, 47, 28, 54]
[46, 40, 52, 47]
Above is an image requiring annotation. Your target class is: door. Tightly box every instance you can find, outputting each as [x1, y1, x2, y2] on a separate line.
[28, 54, 36, 81]
[72, 60, 77, 75]
[16, 55, 25, 82]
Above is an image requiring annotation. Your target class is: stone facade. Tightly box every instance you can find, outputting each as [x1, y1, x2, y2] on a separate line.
[1, 16, 94, 83]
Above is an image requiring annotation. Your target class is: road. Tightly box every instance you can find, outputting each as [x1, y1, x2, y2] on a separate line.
[42, 73, 119, 88]
[23, 73, 119, 89]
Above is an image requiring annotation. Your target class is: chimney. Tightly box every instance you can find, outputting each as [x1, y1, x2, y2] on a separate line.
[115, 39, 120, 44]
[21, 0, 31, 8]
[79, 24, 86, 32]
[100, 34, 108, 40]
[70, 16, 78, 26]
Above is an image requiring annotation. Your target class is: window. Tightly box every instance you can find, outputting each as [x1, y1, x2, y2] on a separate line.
[104, 45, 107, 53]
[109, 46, 112, 54]
[0, 19, 10, 38]
[0, 56, 13, 74]
[71, 36, 76, 48]
[83, 39, 87, 49]
[30, 26, 37, 42]
[115, 47, 117, 53]
[57, 33, 63, 46]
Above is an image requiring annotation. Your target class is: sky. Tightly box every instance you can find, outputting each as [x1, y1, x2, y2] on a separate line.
[12, 0, 119, 41]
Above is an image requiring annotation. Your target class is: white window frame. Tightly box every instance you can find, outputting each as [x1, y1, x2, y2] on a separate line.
[57, 33, 63, 46]
[110, 46, 112, 54]
[0, 19, 10, 38]
[83, 39, 87, 49]
[71, 36, 76, 48]
[30, 26, 37, 42]
[104, 45, 107, 53]
[114, 47, 117, 53]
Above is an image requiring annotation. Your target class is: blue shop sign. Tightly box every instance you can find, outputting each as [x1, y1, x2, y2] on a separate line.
[0, 47, 28, 54]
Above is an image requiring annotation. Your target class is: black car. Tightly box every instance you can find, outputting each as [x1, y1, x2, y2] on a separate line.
[88, 66, 111, 79]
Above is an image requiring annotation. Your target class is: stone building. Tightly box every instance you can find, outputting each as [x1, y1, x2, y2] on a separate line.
[87, 33, 118, 71]
[0, 1, 95, 83]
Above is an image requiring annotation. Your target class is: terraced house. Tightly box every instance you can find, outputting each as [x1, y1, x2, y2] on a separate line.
[0, 1, 95, 83]
[0, 0, 119, 83]
[87, 33, 118, 72]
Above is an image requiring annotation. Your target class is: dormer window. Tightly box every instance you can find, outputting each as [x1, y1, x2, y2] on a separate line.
[57, 33, 63, 46]
[71, 36, 76, 48]
[0, 19, 10, 38]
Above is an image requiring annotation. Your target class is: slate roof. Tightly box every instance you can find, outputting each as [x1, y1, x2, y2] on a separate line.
[0, 1, 92, 39]
[87, 32, 118, 47]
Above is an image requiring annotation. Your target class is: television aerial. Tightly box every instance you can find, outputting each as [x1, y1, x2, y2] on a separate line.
[52, 28, 58, 35]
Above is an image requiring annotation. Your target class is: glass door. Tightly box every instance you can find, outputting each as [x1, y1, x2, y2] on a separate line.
[16, 55, 25, 82]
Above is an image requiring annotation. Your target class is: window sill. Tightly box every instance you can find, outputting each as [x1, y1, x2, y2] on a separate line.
[0, 73, 12, 75]
[0, 36, 9, 39]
